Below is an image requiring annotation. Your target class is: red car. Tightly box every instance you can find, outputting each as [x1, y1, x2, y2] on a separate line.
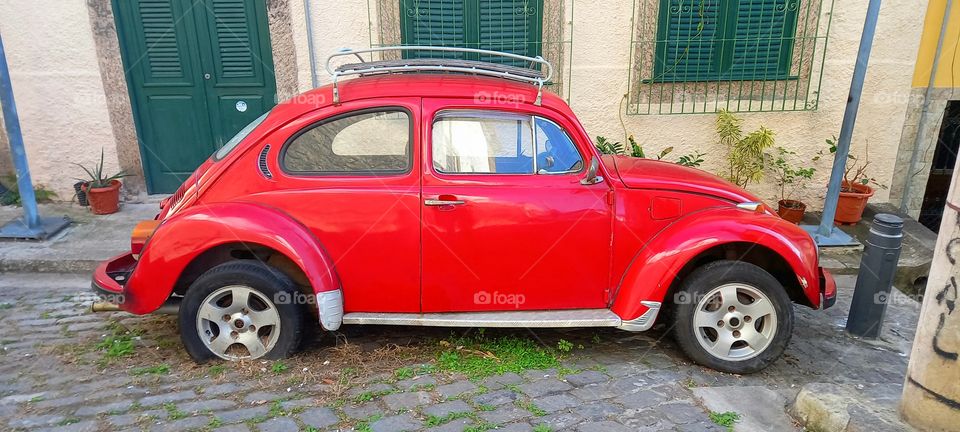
[92, 48, 835, 374]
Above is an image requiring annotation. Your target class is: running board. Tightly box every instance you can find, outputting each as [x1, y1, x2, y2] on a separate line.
[341, 303, 661, 331]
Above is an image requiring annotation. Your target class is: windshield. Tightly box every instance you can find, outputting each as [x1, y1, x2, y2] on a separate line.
[213, 111, 270, 161]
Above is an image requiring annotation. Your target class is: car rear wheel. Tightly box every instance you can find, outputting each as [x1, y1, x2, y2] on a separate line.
[672, 260, 794, 374]
[179, 261, 305, 362]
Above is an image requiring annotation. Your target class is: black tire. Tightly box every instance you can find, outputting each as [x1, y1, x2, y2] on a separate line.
[179, 261, 306, 363]
[671, 260, 794, 374]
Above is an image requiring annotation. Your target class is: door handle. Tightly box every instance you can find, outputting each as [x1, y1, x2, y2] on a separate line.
[424, 199, 466, 206]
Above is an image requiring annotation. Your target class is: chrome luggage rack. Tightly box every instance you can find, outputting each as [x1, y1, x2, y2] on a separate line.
[325, 46, 553, 105]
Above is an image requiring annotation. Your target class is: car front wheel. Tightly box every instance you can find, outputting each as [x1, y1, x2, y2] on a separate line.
[179, 261, 305, 362]
[672, 260, 794, 374]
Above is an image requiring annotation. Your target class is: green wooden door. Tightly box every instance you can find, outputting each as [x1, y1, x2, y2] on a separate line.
[114, 0, 276, 193]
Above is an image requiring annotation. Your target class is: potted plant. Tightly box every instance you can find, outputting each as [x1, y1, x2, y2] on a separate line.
[75, 149, 127, 215]
[822, 136, 886, 224]
[767, 147, 816, 224]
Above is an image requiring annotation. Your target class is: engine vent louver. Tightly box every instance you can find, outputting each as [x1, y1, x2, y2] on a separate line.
[258, 144, 272, 179]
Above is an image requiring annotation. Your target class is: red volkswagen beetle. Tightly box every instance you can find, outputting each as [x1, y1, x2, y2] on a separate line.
[92, 48, 835, 374]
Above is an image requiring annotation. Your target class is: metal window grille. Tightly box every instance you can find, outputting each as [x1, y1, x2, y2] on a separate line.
[368, 0, 574, 100]
[628, 0, 834, 115]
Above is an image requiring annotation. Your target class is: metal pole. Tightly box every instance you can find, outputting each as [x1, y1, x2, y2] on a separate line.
[0, 32, 38, 228]
[0, 31, 69, 240]
[815, 0, 883, 243]
[303, 0, 319, 88]
[900, 0, 953, 214]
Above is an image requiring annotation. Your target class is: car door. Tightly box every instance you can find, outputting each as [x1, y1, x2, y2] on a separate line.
[252, 98, 422, 313]
[420, 99, 613, 312]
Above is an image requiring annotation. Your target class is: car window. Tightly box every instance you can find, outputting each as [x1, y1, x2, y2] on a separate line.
[214, 110, 270, 161]
[535, 117, 583, 174]
[432, 112, 583, 175]
[432, 113, 534, 174]
[282, 110, 410, 174]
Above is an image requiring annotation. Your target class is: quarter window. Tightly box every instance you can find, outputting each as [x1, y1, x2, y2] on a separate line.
[282, 110, 411, 174]
[432, 112, 582, 175]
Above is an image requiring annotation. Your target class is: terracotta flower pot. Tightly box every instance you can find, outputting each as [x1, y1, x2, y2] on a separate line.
[777, 199, 806, 224]
[834, 181, 874, 224]
[82, 180, 121, 215]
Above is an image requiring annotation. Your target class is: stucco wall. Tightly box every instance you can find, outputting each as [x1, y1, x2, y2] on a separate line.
[0, 0, 927, 207]
[0, 0, 121, 200]
[571, 0, 926, 209]
[292, 0, 925, 210]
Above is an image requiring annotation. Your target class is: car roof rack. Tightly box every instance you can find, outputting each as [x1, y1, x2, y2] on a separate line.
[325, 46, 554, 106]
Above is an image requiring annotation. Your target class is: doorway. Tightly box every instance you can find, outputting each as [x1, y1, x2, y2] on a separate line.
[113, 0, 277, 193]
[920, 101, 960, 232]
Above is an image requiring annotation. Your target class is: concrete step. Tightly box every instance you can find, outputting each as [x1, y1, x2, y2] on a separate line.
[0, 202, 157, 274]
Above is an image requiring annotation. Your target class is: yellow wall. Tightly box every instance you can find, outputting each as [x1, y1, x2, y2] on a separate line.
[913, 0, 960, 87]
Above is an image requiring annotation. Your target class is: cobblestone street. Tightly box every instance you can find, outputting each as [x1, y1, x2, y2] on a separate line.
[0, 273, 919, 432]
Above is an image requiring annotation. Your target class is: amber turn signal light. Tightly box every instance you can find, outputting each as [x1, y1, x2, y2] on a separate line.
[131, 220, 161, 258]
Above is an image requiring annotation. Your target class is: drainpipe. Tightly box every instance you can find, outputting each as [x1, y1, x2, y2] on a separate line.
[303, 0, 319, 88]
[900, 0, 953, 215]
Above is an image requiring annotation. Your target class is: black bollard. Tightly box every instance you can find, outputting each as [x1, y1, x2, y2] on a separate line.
[846, 213, 904, 339]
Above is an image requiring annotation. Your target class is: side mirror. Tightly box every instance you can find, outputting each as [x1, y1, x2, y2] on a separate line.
[580, 157, 604, 185]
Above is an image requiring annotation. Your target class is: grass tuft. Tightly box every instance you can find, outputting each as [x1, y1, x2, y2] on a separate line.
[709, 411, 741, 431]
[436, 333, 561, 379]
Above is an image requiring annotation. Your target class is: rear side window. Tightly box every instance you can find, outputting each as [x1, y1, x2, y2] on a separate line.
[282, 109, 411, 174]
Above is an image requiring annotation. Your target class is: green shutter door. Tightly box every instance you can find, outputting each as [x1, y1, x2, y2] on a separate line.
[114, 0, 276, 193]
[195, 0, 276, 148]
[399, 0, 543, 64]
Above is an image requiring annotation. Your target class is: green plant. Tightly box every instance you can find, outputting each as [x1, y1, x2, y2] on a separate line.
[767, 147, 816, 204]
[0, 175, 57, 206]
[516, 400, 547, 416]
[393, 366, 414, 381]
[533, 424, 553, 432]
[716, 110, 775, 187]
[676, 151, 706, 167]
[130, 364, 170, 376]
[556, 339, 573, 353]
[208, 364, 226, 377]
[821, 136, 887, 192]
[709, 411, 741, 431]
[436, 334, 561, 379]
[597, 135, 703, 167]
[628, 135, 673, 159]
[270, 361, 288, 374]
[163, 402, 187, 420]
[595, 136, 625, 155]
[74, 148, 128, 189]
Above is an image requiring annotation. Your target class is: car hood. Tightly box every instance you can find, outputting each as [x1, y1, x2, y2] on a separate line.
[605, 155, 760, 203]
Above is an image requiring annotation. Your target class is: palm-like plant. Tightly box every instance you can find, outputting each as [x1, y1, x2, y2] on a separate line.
[75, 148, 128, 189]
[716, 110, 774, 188]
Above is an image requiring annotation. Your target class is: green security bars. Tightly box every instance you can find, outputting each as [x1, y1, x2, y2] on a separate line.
[628, 0, 834, 115]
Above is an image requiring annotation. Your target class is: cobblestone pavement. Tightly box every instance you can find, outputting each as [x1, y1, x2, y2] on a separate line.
[0, 273, 919, 432]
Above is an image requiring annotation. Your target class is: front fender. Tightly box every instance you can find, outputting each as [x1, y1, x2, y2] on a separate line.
[611, 207, 820, 321]
[122, 201, 340, 314]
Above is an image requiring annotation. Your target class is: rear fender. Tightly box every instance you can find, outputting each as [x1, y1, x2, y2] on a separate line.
[611, 207, 820, 321]
[124, 202, 340, 319]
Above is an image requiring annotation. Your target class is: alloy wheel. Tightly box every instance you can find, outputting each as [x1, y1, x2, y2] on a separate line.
[692, 283, 778, 361]
[196, 285, 281, 360]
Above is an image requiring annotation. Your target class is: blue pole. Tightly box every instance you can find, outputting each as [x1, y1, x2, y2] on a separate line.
[817, 0, 882, 239]
[0, 31, 39, 229]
